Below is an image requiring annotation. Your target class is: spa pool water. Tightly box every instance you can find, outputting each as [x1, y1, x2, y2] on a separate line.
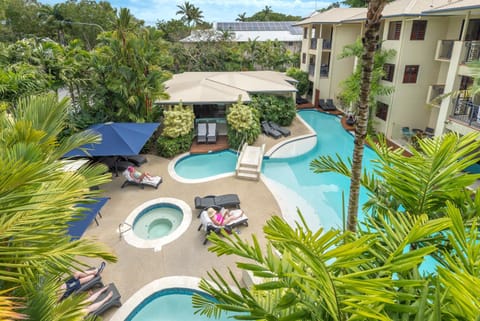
[133, 204, 183, 240]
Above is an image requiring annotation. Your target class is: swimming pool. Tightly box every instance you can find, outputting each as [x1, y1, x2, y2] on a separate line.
[173, 110, 377, 231]
[126, 288, 234, 321]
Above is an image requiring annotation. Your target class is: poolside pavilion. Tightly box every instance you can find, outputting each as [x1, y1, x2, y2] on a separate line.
[156, 71, 298, 136]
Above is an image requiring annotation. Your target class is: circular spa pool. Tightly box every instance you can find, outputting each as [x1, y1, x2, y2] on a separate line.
[132, 204, 183, 240]
[122, 198, 192, 251]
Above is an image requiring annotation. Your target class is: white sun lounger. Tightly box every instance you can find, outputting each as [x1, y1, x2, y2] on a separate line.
[198, 207, 248, 245]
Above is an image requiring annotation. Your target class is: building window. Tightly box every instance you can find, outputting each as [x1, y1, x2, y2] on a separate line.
[387, 21, 402, 40]
[376, 102, 389, 121]
[302, 53, 306, 64]
[403, 65, 419, 83]
[411, 20, 427, 40]
[303, 27, 308, 39]
[382, 63, 395, 81]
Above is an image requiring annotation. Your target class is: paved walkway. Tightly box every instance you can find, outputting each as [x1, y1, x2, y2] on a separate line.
[84, 115, 315, 320]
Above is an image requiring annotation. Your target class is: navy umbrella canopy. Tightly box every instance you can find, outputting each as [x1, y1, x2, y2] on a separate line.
[64, 122, 160, 158]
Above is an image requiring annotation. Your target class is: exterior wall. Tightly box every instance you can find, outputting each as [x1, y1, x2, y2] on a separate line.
[328, 23, 362, 103]
[379, 17, 452, 140]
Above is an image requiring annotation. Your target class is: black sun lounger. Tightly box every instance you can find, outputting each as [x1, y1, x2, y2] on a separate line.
[261, 121, 282, 139]
[194, 194, 241, 212]
[268, 121, 290, 137]
[89, 283, 122, 317]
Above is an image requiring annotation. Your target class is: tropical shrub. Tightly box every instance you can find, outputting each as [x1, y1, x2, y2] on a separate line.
[156, 132, 194, 158]
[286, 67, 309, 96]
[161, 103, 195, 138]
[157, 103, 194, 157]
[250, 94, 296, 126]
[226, 97, 261, 150]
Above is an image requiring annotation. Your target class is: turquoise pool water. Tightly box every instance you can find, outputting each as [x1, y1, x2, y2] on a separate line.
[174, 150, 237, 179]
[126, 288, 234, 321]
[174, 110, 377, 230]
[133, 204, 183, 240]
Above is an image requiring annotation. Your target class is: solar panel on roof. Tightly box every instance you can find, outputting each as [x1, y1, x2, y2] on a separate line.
[216, 21, 302, 35]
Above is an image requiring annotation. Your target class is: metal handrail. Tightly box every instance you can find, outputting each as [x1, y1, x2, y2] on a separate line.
[118, 222, 132, 239]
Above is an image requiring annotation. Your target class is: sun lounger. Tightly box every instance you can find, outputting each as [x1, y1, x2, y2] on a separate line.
[77, 274, 104, 293]
[197, 122, 207, 144]
[402, 127, 414, 141]
[318, 99, 328, 110]
[207, 122, 217, 143]
[198, 207, 249, 245]
[89, 283, 122, 317]
[194, 194, 241, 212]
[121, 155, 147, 167]
[268, 121, 290, 137]
[121, 169, 162, 189]
[324, 99, 337, 111]
[261, 121, 282, 139]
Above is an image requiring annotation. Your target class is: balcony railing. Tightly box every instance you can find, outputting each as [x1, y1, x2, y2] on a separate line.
[450, 98, 480, 129]
[322, 39, 332, 50]
[435, 40, 454, 60]
[464, 41, 480, 63]
[310, 38, 317, 50]
[426, 84, 445, 106]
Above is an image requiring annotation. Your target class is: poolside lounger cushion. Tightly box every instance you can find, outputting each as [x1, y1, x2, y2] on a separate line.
[121, 169, 162, 189]
[261, 121, 282, 139]
[324, 99, 337, 111]
[207, 122, 217, 143]
[194, 194, 241, 211]
[60, 273, 104, 300]
[197, 122, 207, 144]
[89, 283, 122, 317]
[198, 207, 249, 245]
[268, 121, 290, 137]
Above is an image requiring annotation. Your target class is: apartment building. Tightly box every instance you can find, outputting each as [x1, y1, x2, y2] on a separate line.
[296, 0, 480, 143]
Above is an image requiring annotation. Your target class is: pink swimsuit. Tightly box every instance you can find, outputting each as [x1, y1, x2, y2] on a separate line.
[214, 213, 224, 225]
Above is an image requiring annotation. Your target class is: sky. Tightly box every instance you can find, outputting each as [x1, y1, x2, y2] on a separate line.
[40, 0, 338, 26]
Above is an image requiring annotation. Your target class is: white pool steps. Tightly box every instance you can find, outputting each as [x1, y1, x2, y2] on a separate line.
[235, 143, 265, 181]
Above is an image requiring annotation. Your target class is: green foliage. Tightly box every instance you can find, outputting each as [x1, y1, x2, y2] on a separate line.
[176, 1, 204, 27]
[243, 6, 301, 21]
[310, 132, 480, 218]
[156, 132, 193, 158]
[286, 67, 309, 96]
[157, 19, 191, 42]
[250, 94, 296, 126]
[342, 0, 368, 7]
[338, 38, 395, 134]
[226, 97, 261, 149]
[161, 103, 195, 138]
[0, 94, 116, 319]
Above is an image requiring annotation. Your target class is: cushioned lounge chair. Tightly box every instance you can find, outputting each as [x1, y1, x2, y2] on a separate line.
[89, 283, 122, 317]
[197, 122, 207, 144]
[261, 121, 282, 139]
[268, 121, 290, 136]
[194, 194, 241, 212]
[78, 274, 104, 293]
[198, 206, 249, 245]
[402, 127, 414, 141]
[324, 99, 337, 111]
[207, 122, 217, 143]
[424, 127, 435, 138]
[318, 99, 328, 110]
[121, 169, 162, 189]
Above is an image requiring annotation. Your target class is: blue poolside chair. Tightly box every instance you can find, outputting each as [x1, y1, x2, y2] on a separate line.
[401, 127, 414, 141]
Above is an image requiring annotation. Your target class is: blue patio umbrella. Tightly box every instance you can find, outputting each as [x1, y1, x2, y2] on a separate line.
[64, 122, 160, 157]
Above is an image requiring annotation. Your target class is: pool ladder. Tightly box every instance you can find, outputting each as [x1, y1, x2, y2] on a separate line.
[118, 222, 132, 239]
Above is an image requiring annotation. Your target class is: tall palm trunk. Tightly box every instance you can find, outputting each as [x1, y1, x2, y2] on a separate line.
[347, 0, 387, 232]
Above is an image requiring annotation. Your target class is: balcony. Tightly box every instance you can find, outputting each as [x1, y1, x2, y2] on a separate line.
[322, 39, 332, 50]
[435, 40, 454, 61]
[450, 98, 480, 129]
[320, 64, 329, 77]
[426, 84, 445, 107]
[464, 41, 480, 63]
[310, 38, 317, 50]
[308, 64, 315, 77]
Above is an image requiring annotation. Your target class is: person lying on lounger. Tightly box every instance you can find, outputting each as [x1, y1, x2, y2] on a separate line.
[60, 262, 106, 300]
[83, 285, 113, 314]
[127, 166, 152, 182]
[207, 207, 243, 226]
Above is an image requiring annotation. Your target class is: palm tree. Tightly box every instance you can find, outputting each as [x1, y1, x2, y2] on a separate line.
[236, 12, 247, 22]
[260, 5, 272, 20]
[37, 4, 69, 45]
[176, 1, 204, 27]
[345, 0, 389, 232]
[0, 94, 116, 318]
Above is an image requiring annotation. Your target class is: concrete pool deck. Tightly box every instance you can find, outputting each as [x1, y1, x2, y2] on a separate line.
[83, 115, 317, 320]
